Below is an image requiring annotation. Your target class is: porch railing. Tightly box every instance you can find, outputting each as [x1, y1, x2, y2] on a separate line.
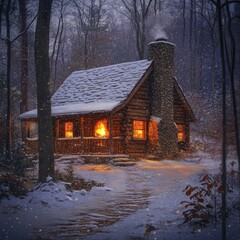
[56, 137, 123, 155]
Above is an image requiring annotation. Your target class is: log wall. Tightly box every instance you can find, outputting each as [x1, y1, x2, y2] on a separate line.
[173, 87, 190, 146]
[54, 115, 124, 155]
[122, 79, 150, 156]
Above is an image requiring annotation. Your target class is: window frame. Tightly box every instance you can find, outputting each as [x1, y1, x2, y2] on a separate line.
[132, 120, 146, 140]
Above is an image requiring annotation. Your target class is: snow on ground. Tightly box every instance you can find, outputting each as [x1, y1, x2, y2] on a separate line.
[0, 148, 239, 240]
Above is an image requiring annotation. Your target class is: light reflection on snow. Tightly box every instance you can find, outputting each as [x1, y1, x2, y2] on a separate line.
[76, 164, 120, 173]
[137, 159, 204, 172]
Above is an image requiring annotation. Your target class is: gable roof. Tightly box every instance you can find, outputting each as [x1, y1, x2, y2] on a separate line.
[20, 60, 152, 119]
[52, 59, 152, 107]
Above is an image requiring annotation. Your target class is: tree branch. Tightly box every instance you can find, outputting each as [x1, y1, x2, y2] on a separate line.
[11, 13, 37, 43]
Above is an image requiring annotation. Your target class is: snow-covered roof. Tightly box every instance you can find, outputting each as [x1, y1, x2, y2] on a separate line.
[20, 102, 120, 119]
[20, 60, 152, 119]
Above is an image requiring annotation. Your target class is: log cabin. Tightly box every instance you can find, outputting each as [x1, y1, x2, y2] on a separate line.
[20, 38, 196, 158]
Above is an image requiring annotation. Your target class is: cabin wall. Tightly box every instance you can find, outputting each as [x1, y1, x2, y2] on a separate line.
[122, 78, 150, 156]
[173, 88, 190, 146]
[55, 115, 124, 155]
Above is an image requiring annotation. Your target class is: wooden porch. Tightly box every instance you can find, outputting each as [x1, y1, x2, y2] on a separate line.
[25, 137, 123, 155]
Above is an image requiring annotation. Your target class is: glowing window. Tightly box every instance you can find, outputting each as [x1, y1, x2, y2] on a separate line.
[94, 119, 109, 138]
[148, 120, 158, 144]
[177, 124, 185, 141]
[133, 120, 146, 139]
[65, 122, 73, 138]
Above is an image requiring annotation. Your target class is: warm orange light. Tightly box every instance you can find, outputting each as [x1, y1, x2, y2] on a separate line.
[77, 164, 119, 173]
[177, 124, 185, 141]
[65, 122, 73, 138]
[95, 119, 109, 138]
[134, 129, 144, 139]
[133, 120, 146, 139]
[148, 120, 158, 144]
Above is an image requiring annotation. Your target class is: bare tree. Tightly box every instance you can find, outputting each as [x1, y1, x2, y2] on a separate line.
[120, 0, 162, 59]
[35, 0, 54, 182]
[19, 0, 29, 115]
[50, 0, 67, 93]
[73, 0, 108, 69]
[0, 0, 36, 160]
[207, 0, 239, 238]
[4, 0, 11, 160]
[225, 1, 240, 170]
[0, 0, 4, 36]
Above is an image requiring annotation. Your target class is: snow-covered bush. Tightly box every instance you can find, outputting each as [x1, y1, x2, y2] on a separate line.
[0, 144, 33, 200]
[55, 165, 104, 191]
[0, 173, 30, 199]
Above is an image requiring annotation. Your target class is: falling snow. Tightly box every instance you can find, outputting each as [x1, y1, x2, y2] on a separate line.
[0, 137, 239, 239]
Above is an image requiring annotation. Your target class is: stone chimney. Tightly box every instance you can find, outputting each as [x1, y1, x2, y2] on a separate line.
[148, 38, 178, 158]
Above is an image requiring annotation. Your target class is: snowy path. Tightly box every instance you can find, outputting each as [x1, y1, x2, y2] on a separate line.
[1, 157, 239, 240]
[33, 159, 211, 239]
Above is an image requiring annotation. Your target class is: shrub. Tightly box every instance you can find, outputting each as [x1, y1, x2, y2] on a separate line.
[181, 161, 239, 226]
[55, 165, 104, 191]
[181, 173, 222, 225]
[0, 173, 30, 199]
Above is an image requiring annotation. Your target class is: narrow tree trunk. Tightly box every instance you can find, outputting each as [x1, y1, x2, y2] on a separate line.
[182, 0, 186, 45]
[216, 0, 227, 239]
[19, 0, 28, 114]
[225, 2, 240, 208]
[0, 0, 5, 37]
[192, 0, 197, 89]
[5, 0, 12, 160]
[50, 0, 64, 92]
[19, 0, 29, 144]
[35, 0, 54, 182]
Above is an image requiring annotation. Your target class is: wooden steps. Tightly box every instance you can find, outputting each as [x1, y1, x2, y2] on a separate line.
[110, 156, 137, 167]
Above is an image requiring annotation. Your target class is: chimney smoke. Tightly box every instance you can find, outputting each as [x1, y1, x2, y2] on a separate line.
[148, 12, 172, 42]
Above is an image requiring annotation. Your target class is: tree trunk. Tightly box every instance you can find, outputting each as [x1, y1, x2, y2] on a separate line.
[182, 0, 186, 45]
[19, 0, 28, 114]
[225, 0, 240, 196]
[35, 0, 54, 182]
[0, 0, 5, 37]
[50, 0, 64, 92]
[5, 0, 12, 160]
[216, 0, 227, 239]
[19, 0, 29, 143]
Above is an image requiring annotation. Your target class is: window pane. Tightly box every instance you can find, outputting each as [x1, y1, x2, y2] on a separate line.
[94, 119, 109, 138]
[177, 124, 185, 141]
[148, 120, 158, 145]
[133, 130, 144, 139]
[133, 120, 146, 139]
[65, 122, 73, 138]
[133, 120, 144, 129]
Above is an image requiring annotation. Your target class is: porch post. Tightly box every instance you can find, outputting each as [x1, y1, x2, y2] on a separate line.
[55, 119, 59, 154]
[109, 114, 113, 155]
[80, 117, 84, 154]
[24, 121, 29, 152]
